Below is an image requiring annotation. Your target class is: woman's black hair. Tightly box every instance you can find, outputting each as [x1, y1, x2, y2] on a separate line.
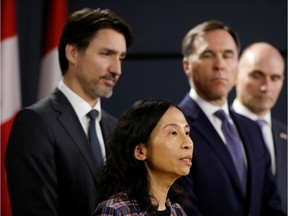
[96, 99, 186, 212]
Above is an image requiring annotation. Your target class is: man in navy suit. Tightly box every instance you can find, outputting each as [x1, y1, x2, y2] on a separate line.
[176, 20, 284, 215]
[6, 8, 133, 216]
[232, 42, 287, 214]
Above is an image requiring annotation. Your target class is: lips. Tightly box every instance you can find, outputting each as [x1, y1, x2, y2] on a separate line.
[180, 155, 193, 166]
[103, 77, 116, 87]
[212, 77, 227, 83]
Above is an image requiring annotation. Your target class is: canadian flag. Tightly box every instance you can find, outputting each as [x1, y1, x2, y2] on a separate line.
[1, 0, 21, 215]
[38, 0, 67, 99]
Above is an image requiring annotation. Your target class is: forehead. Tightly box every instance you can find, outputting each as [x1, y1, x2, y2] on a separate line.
[90, 28, 127, 52]
[245, 51, 285, 75]
[194, 29, 238, 52]
[156, 107, 187, 127]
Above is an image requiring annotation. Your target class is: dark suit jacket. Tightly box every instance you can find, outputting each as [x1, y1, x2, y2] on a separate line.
[6, 89, 117, 216]
[176, 94, 284, 216]
[272, 119, 287, 214]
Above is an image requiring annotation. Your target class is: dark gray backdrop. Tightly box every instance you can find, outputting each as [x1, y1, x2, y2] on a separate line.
[16, 0, 287, 124]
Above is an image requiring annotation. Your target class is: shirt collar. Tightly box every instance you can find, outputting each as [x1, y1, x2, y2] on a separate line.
[189, 88, 230, 118]
[58, 80, 102, 121]
[232, 99, 271, 125]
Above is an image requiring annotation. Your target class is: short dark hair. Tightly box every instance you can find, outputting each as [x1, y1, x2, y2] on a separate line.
[181, 20, 240, 58]
[96, 99, 186, 213]
[58, 8, 133, 75]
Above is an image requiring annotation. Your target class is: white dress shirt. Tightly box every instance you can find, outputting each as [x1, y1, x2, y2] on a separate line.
[58, 80, 106, 158]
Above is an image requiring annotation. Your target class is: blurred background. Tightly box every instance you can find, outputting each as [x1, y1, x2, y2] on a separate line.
[15, 0, 288, 121]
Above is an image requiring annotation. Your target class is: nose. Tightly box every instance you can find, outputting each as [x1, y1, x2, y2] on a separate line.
[109, 57, 122, 76]
[259, 78, 271, 92]
[182, 136, 194, 151]
[213, 56, 225, 71]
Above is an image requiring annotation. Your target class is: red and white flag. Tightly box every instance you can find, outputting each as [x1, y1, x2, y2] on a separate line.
[1, 0, 21, 215]
[38, 0, 67, 99]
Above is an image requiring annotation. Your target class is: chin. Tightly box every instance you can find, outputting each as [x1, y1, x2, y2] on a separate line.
[99, 90, 113, 99]
[183, 172, 190, 176]
[180, 170, 190, 177]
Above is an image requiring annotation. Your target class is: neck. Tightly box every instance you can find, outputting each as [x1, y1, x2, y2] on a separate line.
[151, 186, 169, 210]
[149, 176, 175, 210]
[63, 76, 98, 107]
[196, 90, 226, 106]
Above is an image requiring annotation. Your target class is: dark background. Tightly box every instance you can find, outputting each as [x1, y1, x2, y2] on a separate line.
[16, 0, 287, 124]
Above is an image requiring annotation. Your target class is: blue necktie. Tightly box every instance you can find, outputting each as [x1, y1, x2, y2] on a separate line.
[255, 119, 274, 173]
[255, 119, 266, 145]
[214, 110, 247, 193]
[87, 110, 103, 166]
[255, 119, 265, 130]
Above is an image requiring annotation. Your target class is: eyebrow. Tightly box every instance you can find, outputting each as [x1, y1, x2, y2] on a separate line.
[103, 47, 126, 54]
[202, 49, 235, 54]
[250, 70, 285, 79]
[163, 123, 190, 129]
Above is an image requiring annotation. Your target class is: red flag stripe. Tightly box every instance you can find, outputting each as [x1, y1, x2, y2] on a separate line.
[42, 0, 68, 56]
[1, 0, 17, 40]
[38, 0, 67, 100]
[1, 0, 20, 215]
[1, 118, 15, 216]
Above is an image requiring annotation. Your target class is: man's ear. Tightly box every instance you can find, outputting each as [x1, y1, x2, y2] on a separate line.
[65, 43, 78, 64]
[182, 57, 191, 76]
[134, 144, 147, 161]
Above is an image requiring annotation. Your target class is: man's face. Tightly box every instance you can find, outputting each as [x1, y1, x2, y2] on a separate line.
[71, 28, 127, 103]
[184, 29, 238, 106]
[237, 49, 284, 115]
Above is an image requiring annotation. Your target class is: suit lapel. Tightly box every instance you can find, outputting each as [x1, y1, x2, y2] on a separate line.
[180, 95, 245, 196]
[99, 110, 114, 143]
[272, 120, 287, 181]
[50, 89, 99, 182]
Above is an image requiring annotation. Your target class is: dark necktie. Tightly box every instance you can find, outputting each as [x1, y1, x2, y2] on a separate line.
[87, 110, 103, 166]
[214, 110, 247, 193]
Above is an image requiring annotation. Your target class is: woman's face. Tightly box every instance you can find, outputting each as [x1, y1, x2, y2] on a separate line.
[139, 107, 193, 183]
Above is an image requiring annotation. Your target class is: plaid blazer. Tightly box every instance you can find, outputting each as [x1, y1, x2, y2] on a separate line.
[94, 192, 187, 216]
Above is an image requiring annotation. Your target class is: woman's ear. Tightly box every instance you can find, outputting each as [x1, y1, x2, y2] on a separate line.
[134, 144, 147, 161]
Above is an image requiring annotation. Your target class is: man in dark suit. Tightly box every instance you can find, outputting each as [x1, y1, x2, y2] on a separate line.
[6, 8, 133, 216]
[232, 42, 287, 214]
[176, 20, 284, 215]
